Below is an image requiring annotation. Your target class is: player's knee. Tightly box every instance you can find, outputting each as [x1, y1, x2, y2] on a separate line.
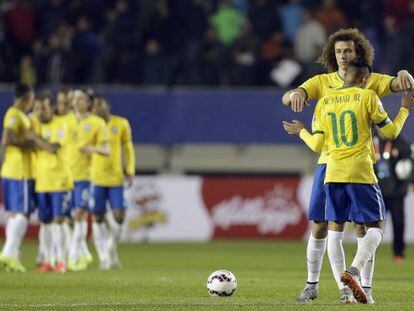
[328, 221, 345, 232]
[113, 211, 124, 225]
[354, 222, 366, 237]
[93, 213, 105, 223]
[312, 221, 328, 239]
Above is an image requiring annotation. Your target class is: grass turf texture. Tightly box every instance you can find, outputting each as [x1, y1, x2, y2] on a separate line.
[0, 240, 413, 310]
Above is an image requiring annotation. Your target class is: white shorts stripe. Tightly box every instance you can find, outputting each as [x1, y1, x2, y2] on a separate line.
[23, 179, 28, 214]
[374, 184, 383, 221]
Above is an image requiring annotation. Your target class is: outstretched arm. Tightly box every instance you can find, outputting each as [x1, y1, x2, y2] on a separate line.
[391, 70, 414, 92]
[282, 89, 308, 113]
[379, 92, 414, 139]
[282, 120, 324, 152]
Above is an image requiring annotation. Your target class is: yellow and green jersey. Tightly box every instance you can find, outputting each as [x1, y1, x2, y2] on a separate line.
[299, 71, 395, 164]
[91, 115, 135, 186]
[0, 107, 32, 180]
[312, 86, 408, 184]
[67, 114, 108, 182]
[35, 116, 71, 192]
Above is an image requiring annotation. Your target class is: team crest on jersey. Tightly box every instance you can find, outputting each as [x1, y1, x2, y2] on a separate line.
[84, 123, 91, 132]
[111, 126, 118, 134]
[7, 116, 15, 125]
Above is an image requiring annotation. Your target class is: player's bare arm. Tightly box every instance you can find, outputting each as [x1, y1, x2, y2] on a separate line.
[282, 89, 308, 113]
[391, 70, 414, 92]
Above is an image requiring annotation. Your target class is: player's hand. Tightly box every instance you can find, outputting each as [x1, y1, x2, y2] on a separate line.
[125, 174, 134, 188]
[290, 92, 306, 113]
[402, 91, 414, 111]
[79, 145, 95, 154]
[282, 120, 304, 135]
[396, 70, 414, 91]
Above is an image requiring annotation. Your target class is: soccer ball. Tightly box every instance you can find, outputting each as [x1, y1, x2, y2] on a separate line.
[206, 270, 237, 297]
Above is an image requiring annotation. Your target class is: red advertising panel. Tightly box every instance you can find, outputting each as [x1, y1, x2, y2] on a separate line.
[202, 177, 307, 239]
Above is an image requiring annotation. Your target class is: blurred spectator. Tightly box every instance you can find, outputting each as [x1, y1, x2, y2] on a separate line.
[229, 23, 260, 85]
[294, 10, 326, 65]
[314, 0, 347, 34]
[183, 0, 208, 84]
[280, 0, 304, 42]
[141, 39, 169, 85]
[209, 0, 245, 46]
[249, 0, 281, 40]
[199, 27, 225, 85]
[19, 55, 36, 87]
[70, 16, 101, 83]
[0, 0, 412, 87]
[37, 0, 66, 39]
[5, 0, 35, 53]
[385, 0, 409, 27]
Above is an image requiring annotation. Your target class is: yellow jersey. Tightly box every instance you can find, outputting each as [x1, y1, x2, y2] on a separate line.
[312, 86, 408, 184]
[299, 71, 394, 164]
[91, 115, 135, 186]
[68, 113, 108, 182]
[28, 113, 41, 180]
[35, 116, 71, 192]
[0, 107, 32, 180]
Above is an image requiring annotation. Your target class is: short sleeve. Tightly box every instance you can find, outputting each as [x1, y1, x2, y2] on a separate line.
[3, 110, 20, 132]
[367, 73, 394, 98]
[299, 75, 321, 100]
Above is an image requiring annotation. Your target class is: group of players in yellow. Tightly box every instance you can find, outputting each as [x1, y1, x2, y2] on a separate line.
[282, 28, 414, 304]
[0, 85, 135, 273]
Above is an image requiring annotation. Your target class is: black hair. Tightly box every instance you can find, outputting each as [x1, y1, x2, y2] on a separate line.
[15, 83, 32, 98]
[347, 58, 372, 73]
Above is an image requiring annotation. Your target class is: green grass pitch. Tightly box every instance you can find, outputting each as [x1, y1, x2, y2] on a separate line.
[0, 240, 413, 310]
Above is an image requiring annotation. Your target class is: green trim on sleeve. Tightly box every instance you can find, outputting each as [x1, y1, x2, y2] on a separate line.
[376, 117, 391, 128]
[298, 87, 308, 100]
[389, 77, 397, 93]
[311, 130, 324, 135]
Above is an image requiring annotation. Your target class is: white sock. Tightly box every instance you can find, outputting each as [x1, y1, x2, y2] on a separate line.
[107, 220, 122, 264]
[327, 230, 346, 290]
[357, 237, 375, 288]
[351, 228, 383, 272]
[43, 224, 53, 264]
[81, 220, 91, 257]
[52, 223, 64, 262]
[37, 223, 46, 264]
[92, 222, 109, 263]
[62, 222, 72, 259]
[2, 216, 18, 259]
[306, 234, 327, 284]
[69, 222, 82, 262]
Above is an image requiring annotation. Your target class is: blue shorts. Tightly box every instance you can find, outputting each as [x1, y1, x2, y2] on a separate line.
[89, 184, 125, 214]
[308, 164, 327, 221]
[325, 183, 386, 223]
[38, 192, 71, 222]
[71, 181, 90, 209]
[2, 178, 36, 214]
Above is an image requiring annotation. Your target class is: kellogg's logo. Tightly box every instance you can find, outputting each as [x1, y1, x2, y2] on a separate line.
[202, 178, 307, 239]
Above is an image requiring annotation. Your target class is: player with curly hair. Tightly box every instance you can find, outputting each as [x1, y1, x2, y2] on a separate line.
[282, 28, 414, 304]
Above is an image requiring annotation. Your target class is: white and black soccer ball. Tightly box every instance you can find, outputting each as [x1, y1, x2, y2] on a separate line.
[206, 270, 237, 297]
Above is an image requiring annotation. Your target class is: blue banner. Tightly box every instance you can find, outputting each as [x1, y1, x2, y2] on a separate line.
[0, 89, 410, 144]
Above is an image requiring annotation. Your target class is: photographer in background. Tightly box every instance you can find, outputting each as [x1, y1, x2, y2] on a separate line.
[374, 128, 413, 263]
